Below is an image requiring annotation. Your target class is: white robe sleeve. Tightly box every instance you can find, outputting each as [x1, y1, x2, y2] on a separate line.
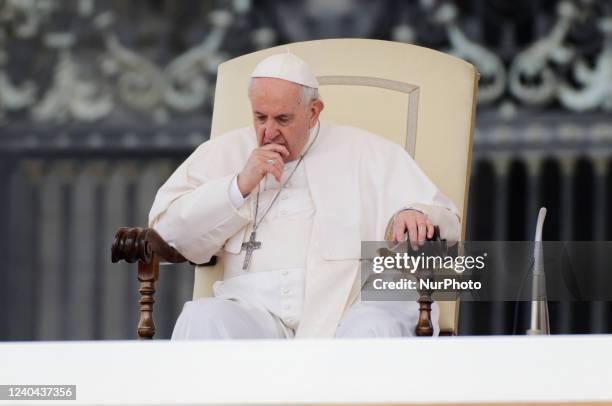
[148, 142, 251, 264]
[404, 201, 460, 242]
[362, 136, 461, 243]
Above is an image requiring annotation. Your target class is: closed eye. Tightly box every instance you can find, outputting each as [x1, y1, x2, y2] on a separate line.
[276, 114, 293, 125]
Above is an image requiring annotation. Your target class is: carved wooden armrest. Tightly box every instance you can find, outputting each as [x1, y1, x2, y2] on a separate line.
[384, 217, 444, 337]
[112, 227, 187, 264]
[111, 227, 188, 339]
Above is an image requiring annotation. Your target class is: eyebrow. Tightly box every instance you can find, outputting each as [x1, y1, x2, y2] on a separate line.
[253, 112, 294, 120]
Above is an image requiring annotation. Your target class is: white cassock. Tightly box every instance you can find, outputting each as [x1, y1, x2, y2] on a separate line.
[149, 121, 460, 339]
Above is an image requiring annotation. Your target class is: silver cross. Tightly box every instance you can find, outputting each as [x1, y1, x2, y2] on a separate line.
[241, 231, 261, 270]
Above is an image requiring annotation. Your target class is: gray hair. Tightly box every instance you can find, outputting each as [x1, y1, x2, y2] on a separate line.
[248, 78, 321, 108]
[299, 85, 320, 105]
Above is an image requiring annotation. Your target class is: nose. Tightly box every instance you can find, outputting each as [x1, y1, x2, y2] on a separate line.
[263, 122, 280, 143]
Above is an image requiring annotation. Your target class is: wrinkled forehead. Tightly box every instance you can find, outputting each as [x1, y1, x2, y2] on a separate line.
[248, 77, 302, 109]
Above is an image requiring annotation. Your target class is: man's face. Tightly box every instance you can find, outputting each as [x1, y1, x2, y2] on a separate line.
[249, 77, 323, 162]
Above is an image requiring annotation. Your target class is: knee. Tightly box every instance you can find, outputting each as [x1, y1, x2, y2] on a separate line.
[172, 298, 232, 339]
[181, 298, 230, 325]
[184, 298, 222, 314]
[336, 307, 408, 338]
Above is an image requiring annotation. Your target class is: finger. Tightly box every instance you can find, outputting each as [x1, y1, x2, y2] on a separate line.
[406, 218, 419, 250]
[426, 220, 434, 239]
[259, 152, 285, 175]
[417, 221, 427, 245]
[392, 216, 406, 243]
[259, 150, 285, 167]
[270, 155, 284, 180]
[273, 168, 282, 182]
[261, 163, 282, 182]
[261, 143, 290, 158]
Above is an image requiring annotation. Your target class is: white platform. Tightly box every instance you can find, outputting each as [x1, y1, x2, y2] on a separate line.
[1, 335, 611, 405]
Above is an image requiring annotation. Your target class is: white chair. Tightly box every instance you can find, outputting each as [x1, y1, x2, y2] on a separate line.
[112, 38, 479, 338]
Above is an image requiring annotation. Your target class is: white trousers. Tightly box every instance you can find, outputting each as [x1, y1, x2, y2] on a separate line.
[171, 298, 440, 339]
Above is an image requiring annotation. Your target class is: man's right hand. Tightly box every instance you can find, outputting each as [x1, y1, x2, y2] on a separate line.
[237, 142, 290, 197]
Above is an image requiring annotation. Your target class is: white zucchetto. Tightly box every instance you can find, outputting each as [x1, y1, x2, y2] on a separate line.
[251, 52, 319, 89]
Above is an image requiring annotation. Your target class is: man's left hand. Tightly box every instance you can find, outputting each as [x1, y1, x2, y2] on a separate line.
[391, 209, 434, 248]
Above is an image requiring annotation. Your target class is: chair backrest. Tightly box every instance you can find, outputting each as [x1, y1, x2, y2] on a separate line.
[194, 39, 479, 335]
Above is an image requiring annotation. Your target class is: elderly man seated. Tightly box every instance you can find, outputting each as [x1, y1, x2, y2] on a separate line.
[148, 53, 460, 339]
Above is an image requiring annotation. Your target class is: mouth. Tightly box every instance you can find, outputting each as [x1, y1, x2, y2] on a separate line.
[263, 140, 287, 148]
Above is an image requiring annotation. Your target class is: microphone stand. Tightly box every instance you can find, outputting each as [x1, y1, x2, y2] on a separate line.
[526, 207, 550, 335]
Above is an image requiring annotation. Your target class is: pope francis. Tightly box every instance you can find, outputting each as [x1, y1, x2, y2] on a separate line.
[148, 53, 461, 339]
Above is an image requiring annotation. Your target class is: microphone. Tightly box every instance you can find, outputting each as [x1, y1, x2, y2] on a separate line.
[526, 207, 550, 335]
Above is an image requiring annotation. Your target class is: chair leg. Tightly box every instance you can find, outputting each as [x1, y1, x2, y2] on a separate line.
[415, 265, 435, 336]
[415, 297, 434, 336]
[137, 255, 159, 339]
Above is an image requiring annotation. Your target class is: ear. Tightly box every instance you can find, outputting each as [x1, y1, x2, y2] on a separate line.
[308, 99, 324, 128]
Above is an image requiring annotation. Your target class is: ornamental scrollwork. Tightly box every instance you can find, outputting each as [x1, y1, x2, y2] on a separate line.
[0, 0, 610, 126]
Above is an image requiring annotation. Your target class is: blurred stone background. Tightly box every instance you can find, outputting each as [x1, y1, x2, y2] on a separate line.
[0, 0, 611, 340]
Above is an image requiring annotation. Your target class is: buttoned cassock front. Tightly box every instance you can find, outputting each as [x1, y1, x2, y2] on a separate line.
[149, 121, 460, 338]
[215, 158, 313, 336]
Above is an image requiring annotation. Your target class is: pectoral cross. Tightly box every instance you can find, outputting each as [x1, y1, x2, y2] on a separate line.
[241, 231, 261, 270]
